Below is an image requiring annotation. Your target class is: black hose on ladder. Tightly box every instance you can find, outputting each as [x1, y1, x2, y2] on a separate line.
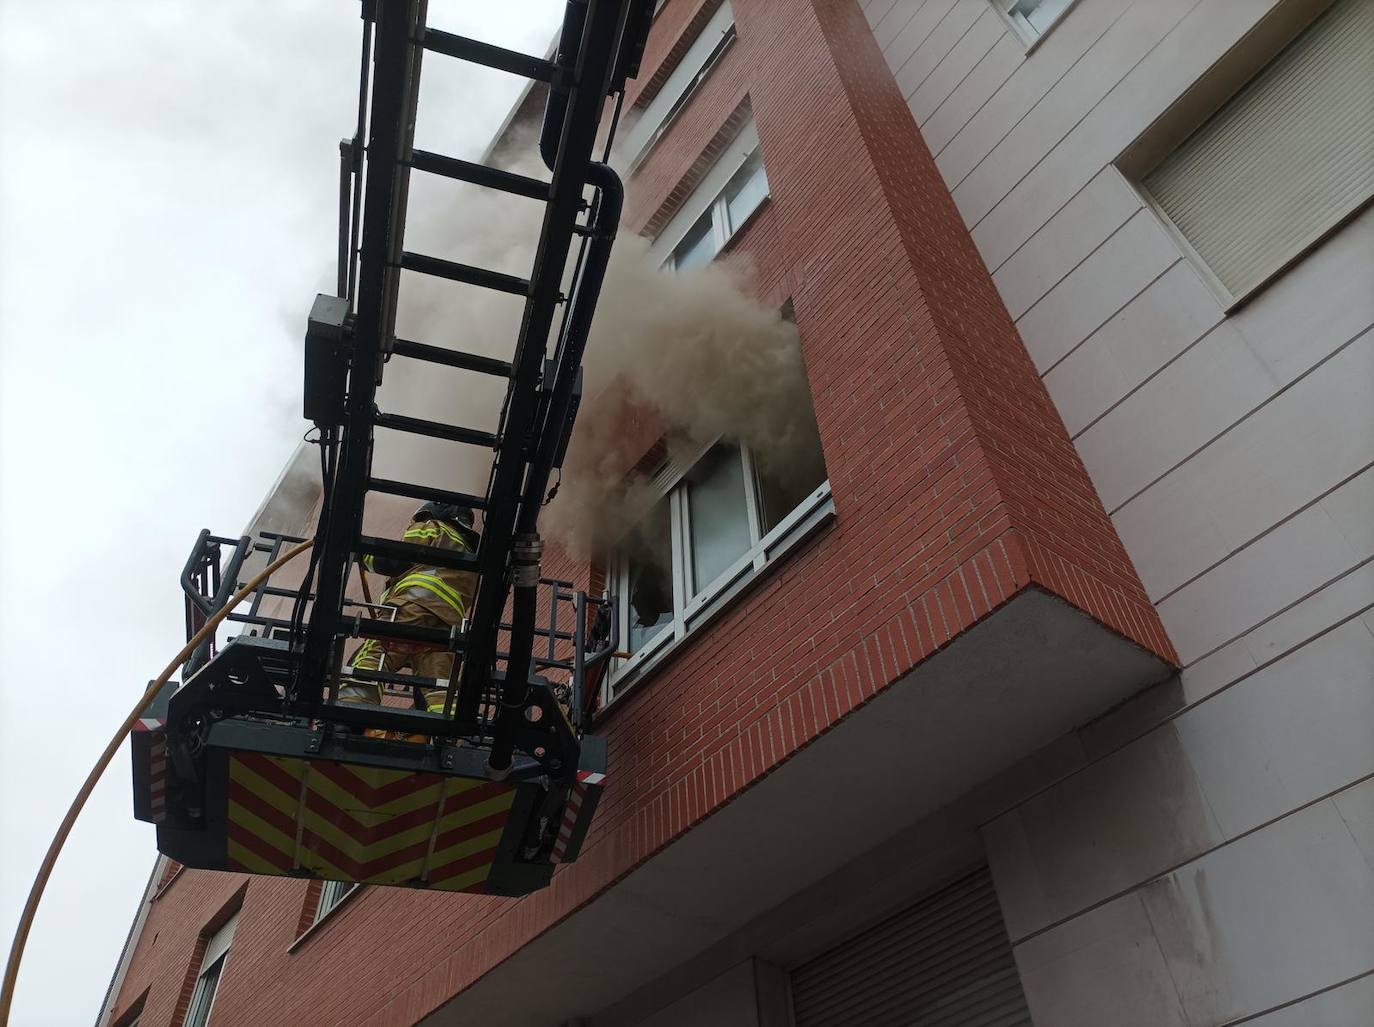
[488, 0, 623, 776]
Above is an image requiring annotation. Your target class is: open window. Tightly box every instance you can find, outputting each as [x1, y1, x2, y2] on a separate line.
[606, 378, 830, 699]
[623, 498, 674, 659]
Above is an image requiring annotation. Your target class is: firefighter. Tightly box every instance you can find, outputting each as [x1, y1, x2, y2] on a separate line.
[340, 502, 479, 726]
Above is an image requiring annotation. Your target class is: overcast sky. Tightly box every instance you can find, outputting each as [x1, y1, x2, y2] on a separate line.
[0, 2, 562, 1022]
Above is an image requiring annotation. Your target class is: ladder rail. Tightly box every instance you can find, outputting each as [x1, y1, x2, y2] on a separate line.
[482, 0, 635, 769]
[297, 0, 423, 703]
[456, 0, 631, 732]
[346, 15, 374, 306]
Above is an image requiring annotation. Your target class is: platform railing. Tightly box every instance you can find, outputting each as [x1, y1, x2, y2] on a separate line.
[176, 528, 611, 742]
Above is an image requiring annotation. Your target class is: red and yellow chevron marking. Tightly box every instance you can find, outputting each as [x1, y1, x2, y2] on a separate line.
[224, 752, 516, 893]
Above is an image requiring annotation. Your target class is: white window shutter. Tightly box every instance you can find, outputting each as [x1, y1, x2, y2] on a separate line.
[1145, 0, 1374, 301]
[202, 910, 238, 968]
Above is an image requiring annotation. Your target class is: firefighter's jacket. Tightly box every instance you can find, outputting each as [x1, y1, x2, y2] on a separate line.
[361, 517, 477, 627]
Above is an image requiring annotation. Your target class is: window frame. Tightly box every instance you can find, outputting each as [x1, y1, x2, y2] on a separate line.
[110, 991, 148, 1027]
[184, 954, 225, 1027]
[605, 439, 833, 704]
[669, 208, 721, 273]
[625, 1, 737, 171]
[314, 880, 358, 924]
[290, 880, 363, 951]
[653, 117, 769, 270]
[630, 29, 736, 172]
[665, 144, 769, 271]
[990, 0, 1081, 51]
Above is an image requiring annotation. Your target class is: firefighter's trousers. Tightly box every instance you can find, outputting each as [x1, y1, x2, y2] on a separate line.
[339, 601, 457, 713]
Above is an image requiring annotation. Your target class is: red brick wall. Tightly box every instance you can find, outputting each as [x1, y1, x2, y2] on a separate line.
[110, 1, 1175, 1023]
[108, 871, 249, 1027]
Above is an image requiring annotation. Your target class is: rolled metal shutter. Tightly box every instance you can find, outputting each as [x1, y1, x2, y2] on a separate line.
[1144, 0, 1374, 300]
[789, 867, 1032, 1027]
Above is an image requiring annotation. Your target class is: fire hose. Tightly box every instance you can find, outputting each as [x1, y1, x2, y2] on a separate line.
[0, 539, 314, 1024]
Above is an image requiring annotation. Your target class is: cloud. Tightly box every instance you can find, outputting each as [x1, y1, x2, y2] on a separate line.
[0, 2, 564, 1022]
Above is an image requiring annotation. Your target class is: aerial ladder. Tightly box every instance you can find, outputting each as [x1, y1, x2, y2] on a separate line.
[130, 0, 654, 897]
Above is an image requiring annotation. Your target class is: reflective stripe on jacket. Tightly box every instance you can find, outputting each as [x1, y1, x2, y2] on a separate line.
[363, 516, 477, 626]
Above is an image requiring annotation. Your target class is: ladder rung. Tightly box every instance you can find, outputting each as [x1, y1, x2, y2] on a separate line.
[352, 616, 457, 647]
[347, 667, 449, 689]
[420, 29, 556, 82]
[410, 150, 549, 201]
[374, 410, 497, 447]
[499, 621, 576, 642]
[392, 338, 512, 377]
[399, 252, 529, 296]
[368, 477, 488, 510]
[356, 536, 478, 573]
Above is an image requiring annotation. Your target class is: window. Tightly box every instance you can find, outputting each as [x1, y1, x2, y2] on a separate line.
[993, 0, 1077, 46]
[624, 499, 674, 654]
[671, 210, 718, 272]
[184, 912, 237, 1027]
[686, 445, 752, 592]
[623, 1, 736, 168]
[1140, 0, 1374, 305]
[313, 880, 357, 925]
[754, 409, 826, 535]
[722, 150, 768, 232]
[661, 120, 770, 270]
[607, 409, 829, 696]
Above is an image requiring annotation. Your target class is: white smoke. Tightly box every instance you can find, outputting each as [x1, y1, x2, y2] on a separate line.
[381, 147, 819, 556]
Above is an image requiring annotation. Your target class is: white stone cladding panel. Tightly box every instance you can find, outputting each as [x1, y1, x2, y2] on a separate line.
[891, 0, 988, 101]
[883, 0, 963, 75]
[969, 0, 1280, 270]
[1012, 894, 1191, 1027]
[950, 0, 1199, 227]
[934, 0, 1136, 190]
[1007, 793, 1374, 1026]
[1043, 261, 1224, 438]
[869, 1, 1374, 1022]
[1112, 330, 1374, 600]
[985, 619, 1374, 937]
[1014, 208, 1178, 372]
[1237, 974, 1374, 1027]
[991, 164, 1142, 321]
[983, 723, 1223, 940]
[908, 7, 1005, 122]
[1139, 799, 1374, 1025]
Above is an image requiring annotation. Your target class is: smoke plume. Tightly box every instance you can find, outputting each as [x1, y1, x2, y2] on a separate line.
[383, 147, 819, 558]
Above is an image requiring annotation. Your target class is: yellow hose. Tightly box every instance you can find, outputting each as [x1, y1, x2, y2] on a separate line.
[0, 539, 313, 1024]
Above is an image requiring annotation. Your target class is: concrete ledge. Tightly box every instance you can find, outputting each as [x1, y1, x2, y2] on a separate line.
[422, 587, 1172, 1026]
